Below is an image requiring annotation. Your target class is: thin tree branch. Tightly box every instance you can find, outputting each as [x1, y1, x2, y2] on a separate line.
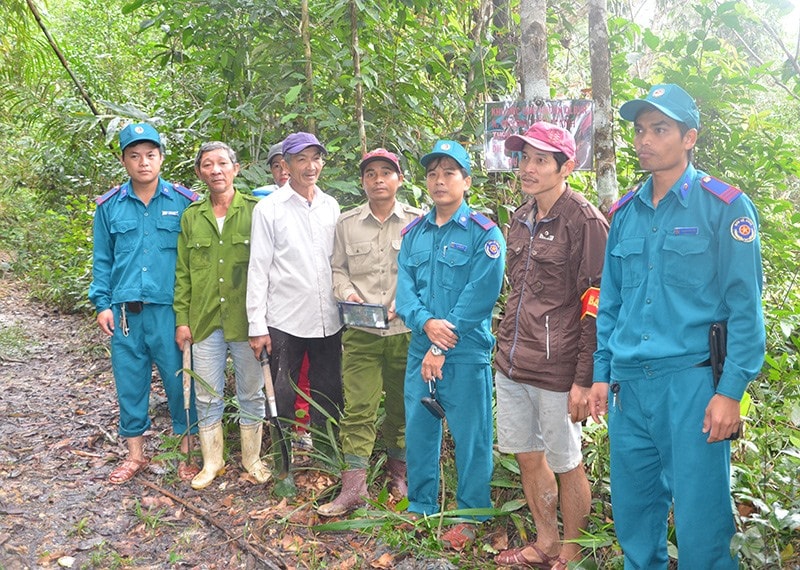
[24, 0, 108, 139]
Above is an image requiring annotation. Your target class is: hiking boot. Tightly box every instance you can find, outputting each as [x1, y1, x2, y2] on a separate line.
[385, 458, 407, 499]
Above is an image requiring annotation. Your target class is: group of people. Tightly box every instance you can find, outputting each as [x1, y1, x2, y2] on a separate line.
[89, 82, 765, 569]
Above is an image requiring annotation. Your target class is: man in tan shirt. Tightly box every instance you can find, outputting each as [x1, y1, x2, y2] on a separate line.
[318, 148, 422, 516]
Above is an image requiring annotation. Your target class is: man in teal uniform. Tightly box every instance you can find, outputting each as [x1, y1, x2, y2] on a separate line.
[396, 140, 505, 548]
[89, 123, 199, 484]
[589, 84, 765, 569]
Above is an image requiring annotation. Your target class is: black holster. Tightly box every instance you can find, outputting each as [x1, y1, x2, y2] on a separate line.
[709, 321, 740, 440]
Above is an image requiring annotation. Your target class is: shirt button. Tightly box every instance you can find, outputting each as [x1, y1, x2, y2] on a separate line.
[219, 278, 224, 283]
[142, 267, 148, 272]
[643, 334, 649, 340]
[645, 299, 651, 304]
[219, 240, 224, 245]
[648, 264, 654, 270]
[220, 298, 225, 303]
[144, 212, 149, 217]
[245, 240, 249, 245]
[219, 259, 224, 264]
[652, 227, 657, 233]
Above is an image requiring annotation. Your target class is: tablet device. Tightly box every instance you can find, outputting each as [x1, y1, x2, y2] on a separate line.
[337, 301, 389, 329]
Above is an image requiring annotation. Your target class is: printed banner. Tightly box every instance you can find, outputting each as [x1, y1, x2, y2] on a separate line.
[484, 100, 594, 171]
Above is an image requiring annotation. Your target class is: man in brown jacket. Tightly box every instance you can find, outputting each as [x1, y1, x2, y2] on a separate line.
[493, 122, 609, 569]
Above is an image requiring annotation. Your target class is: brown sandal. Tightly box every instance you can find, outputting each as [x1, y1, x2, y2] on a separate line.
[494, 543, 558, 569]
[109, 457, 149, 485]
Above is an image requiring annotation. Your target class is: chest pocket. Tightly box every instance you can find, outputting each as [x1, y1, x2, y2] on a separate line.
[662, 235, 711, 288]
[230, 233, 251, 264]
[529, 239, 569, 300]
[110, 219, 138, 254]
[345, 241, 373, 276]
[437, 247, 470, 291]
[157, 216, 182, 250]
[187, 236, 212, 269]
[610, 237, 645, 288]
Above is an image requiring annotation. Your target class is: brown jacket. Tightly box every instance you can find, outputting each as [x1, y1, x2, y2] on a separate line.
[495, 186, 609, 391]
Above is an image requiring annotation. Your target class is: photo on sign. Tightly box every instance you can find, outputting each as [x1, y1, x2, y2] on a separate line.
[484, 100, 594, 172]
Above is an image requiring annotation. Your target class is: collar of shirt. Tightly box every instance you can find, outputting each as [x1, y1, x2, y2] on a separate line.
[638, 163, 696, 209]
[116, 177, 174, 202]
[356, 199, 407, 223]
[425, 200, 471, 229]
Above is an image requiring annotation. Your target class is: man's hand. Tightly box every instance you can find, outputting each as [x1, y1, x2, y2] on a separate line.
[423, 319, 458, 350]
[589, 382, 609, 424]
[421, 349, 445, 383]
[347, 293, 365, 303]
[249, 334, 271, 360]
[703, 393, 741, 442]
[387, 300, 397, 322]
[96, 309, 114, 336]
[568, 384, 591, 423]
[175, 325, 192, 349]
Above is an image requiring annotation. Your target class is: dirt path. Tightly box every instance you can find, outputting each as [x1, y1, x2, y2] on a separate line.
[0, 277, 455, 570]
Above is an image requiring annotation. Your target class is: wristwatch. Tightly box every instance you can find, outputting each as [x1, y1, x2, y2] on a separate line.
[430, 344, 445, 356]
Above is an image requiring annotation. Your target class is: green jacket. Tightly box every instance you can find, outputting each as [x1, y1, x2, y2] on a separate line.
[174, 191, 258, 343]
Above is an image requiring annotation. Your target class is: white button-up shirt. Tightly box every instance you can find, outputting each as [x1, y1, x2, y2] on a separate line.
[246, 183, 342, 338]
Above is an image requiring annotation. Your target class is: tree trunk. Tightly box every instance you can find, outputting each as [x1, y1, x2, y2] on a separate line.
[349, 0, 366, 155]
[301, 0, 316, 133]
[588, 0, 618, 214]
[519, 0, 549, 100]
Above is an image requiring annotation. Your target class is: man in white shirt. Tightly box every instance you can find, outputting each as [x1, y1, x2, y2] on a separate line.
[247, 132, 343, 456]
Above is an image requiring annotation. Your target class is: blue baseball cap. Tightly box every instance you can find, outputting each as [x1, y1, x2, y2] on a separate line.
[282, 132, 327, 156]
[420, 140, 471, 175]
[619, 84, 700, 129]
[119, 123, 162, 152]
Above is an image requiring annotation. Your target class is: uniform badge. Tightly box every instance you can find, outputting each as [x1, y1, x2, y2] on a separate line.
[731, 217, 756, 242]
[134, 126, 145, 134]
[440, 143, 451, 150]
[652, 88, 665, 97]
[484, 240, 501, 259]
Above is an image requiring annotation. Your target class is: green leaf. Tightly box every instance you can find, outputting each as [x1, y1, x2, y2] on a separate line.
[284, 84, 303, 106]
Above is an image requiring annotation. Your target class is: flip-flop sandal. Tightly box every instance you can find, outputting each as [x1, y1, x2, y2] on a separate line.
[441, 523, 477, 551]
[177, 461, 200, 481]
[494, 543, 558, 569]
[550, 557, 570, 570]
[109, 457, 149, 485]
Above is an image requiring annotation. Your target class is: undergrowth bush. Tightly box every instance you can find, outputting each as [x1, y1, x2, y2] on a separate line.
[0, 187, 94, 313]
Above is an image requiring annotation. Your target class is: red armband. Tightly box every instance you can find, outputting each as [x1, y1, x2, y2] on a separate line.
[581, 287, 600, 319]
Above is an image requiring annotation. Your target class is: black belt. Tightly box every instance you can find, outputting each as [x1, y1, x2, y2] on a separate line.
[694, 358, 711, 367]
[125, 301, 145, 314]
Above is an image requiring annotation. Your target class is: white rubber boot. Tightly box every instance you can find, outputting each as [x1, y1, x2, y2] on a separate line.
[240, 423, 271, 484]
[191, 422, 225, 490]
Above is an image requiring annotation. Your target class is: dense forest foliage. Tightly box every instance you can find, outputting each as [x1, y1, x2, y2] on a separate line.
[1, 0, 798, 567]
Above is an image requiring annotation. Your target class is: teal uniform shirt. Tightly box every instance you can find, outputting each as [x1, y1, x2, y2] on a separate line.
[396, 201, 506, 362]
[89, 176, 199, 438]
[396, 200, 505, 517]
[89, 177, 198, 310]
[593, 163, 765, 569]
[594, 163, 765, 399]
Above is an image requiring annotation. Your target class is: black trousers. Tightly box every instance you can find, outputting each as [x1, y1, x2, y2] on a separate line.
[267, 326, 343, 428]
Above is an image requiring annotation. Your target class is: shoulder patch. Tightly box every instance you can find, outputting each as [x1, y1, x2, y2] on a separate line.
[608, 184, 639, 217]
[95, 185, 121, 205]
[172, 183, 200, 202]
[470, 211, 497, 231]
[401, 215, 424, 236]
[700, 175, 742, 204]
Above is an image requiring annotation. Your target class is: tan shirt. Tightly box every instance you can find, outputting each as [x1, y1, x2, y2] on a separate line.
[332, 200, 423, 336]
